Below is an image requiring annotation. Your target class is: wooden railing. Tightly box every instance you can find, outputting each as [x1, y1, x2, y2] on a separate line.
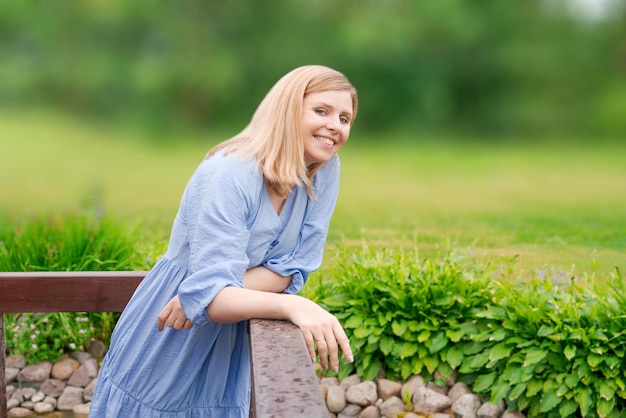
[0, 272, 328, 418]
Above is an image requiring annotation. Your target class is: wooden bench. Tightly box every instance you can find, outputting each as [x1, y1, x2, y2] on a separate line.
[0, 272, 328, 418]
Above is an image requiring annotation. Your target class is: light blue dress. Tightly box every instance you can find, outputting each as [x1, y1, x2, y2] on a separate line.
[89, 151, 340, 417]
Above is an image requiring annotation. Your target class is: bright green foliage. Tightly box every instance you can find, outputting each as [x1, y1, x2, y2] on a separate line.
[1, 210, 157, 363]
[305, 247, 626, 417]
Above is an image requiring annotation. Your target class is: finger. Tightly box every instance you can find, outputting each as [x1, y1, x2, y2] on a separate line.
[325, 335, 340, 374]
[334, 324, 354, 364]
[315, 336, 329, 371]
[303, 332, 317, 364]
[157, 305, 172, 331]
[184, 320, 194, 329]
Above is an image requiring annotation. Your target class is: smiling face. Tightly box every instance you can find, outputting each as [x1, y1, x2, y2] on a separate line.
[301, 90, 354, 167]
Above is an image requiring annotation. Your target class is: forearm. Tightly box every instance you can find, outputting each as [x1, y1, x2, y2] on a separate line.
[207, 286, 294, 323]
[243, 266, 292, 293]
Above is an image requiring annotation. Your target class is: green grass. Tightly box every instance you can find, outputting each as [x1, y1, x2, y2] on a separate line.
[2, 109, 625, 278]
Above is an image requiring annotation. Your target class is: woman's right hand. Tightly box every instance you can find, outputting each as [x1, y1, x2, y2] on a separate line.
[286, 295, 354, 373]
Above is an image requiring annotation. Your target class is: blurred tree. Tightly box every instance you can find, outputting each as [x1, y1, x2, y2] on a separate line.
[0, 0, 623, 140]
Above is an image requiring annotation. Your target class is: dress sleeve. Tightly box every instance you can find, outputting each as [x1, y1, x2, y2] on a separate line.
[263, 158, 340, 294]
[177, 156, 259, 326]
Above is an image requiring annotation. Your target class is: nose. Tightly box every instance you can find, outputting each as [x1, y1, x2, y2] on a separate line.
[325, 116, 340, 132]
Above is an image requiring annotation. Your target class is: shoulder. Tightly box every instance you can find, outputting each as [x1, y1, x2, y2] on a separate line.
[190, 150, 263, 196]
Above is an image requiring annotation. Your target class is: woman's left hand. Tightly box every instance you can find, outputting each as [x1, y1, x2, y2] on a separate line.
[157, 295, 194, 331]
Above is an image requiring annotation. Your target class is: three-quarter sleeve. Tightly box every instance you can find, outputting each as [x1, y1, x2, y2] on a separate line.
[263, 158, 341, 294]
[177, 155, 260, 326]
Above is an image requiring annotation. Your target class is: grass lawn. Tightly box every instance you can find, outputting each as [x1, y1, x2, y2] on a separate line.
[2, 110, 625, 279]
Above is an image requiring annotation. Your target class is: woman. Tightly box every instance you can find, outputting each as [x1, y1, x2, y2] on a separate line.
[89, 65, 357, 417]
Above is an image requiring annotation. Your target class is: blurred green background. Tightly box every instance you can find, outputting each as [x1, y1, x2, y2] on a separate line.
[1, 0, 625, 277]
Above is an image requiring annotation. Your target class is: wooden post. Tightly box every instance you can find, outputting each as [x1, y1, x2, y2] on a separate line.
[1, 314, 7, 418]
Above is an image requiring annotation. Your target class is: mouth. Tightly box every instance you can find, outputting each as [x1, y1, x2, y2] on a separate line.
[314, 135, 335, 146]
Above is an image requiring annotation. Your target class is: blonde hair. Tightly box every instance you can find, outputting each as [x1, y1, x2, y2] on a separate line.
[206, 65, 358, 197]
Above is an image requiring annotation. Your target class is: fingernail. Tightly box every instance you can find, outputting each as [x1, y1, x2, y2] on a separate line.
[311, 357, 316, 363]
[322, 364, 328, 371]
[333, 366, 338, 373]
[348, 355, 354, 363]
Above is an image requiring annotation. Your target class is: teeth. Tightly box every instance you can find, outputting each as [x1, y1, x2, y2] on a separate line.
[315, 136, 334, 146]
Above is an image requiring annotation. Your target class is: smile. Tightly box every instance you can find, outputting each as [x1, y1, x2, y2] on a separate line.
[315, 135, 335, 146]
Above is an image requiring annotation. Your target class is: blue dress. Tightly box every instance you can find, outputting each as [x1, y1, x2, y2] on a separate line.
[89, 151, 340, 417]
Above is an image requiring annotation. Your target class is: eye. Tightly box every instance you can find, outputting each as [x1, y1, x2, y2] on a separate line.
[340, 116, 350, 124]
[315, 108, 327, 115]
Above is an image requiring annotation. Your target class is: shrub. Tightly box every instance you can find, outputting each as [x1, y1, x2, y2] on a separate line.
[306, 246, 626, 418]
[1, 210, 157, 363]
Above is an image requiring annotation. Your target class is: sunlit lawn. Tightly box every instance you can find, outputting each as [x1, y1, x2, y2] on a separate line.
[3, 110, 625, 278]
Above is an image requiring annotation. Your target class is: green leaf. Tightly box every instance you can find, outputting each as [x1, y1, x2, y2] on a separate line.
[488, 342, 513, 362]
[537, 325, 554, 337]
[523, 348, 548, 367]
[564, 372, 579, 389]
[527, 379, 543, 397]
[323, 294, 347, 307]
[423, 355, 439, 374]
[597, 381, 615, 401]
[398, 342, 418, 359]
[344, 315, 366, 329]
[491, 380, 511, 403]
[446, 327, 464, 343]
[353, 327, 371, 339]
[468, 353, 489, 369]
[564, 345, 576, 360]
[417, 330, 431, 343]
[427, 332, 448, 354]
[588, 353, 603, 368]
[558, 399, 579, 417]
[539, 389, 561, 413]
[575, 386, 593, 417]
[392, 321, 408, 337]
[462, 341, 483, 355]
[379, 335, 395, 355]
[445, 345, 464, 369]
[509, 383, 527, 400]
[473, 372, 497, 393]
[597, 397, 615, 418]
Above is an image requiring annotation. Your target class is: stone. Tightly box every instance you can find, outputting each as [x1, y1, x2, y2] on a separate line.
[89, 340, 107, 359]
[31, 391, 45, 403]
[21, 387, 36, 400]
[413, 385, 452, 415]
[57, 386, 84, 411]
[340, 374, 362, 391]
[7, 398, 21, 409]
[427, 381, 448, 395]
[17, 362, 52, 383]
[358, 405, 380, 418]
[7, 407, 35, 417]
[5, 368, 20, 383]
[346, 381, 378, 406]
[6, 354, 26, 369]
[339, 403, 362, 418]
[34, 402, 55, 413]
[73, 402, 91, 415]
[83, 378, 98, 401]
[67, 361, 96, 387]
[52, 357, 80, 380]
[477, 400, 506, 418]
[321, 384, 328, 399]
[327, 385, 347, 413]
[43, 396, 58, 408]
[7, 385, 16, 397]
[41, 378, 65, 397]
[502, 411, 526, 418]
[435, 369, 457, 387]
[452, 393, 482, 418]
[404, 413, 423, 418]
[448, 382, 471, 403]
[321, 376, 340, 387]
[401, 375, 424, 399]
[379, 396, 405, 418]
[21, 401, 34, 410]
[10, 389, 24, 404]
[71, 351, 94, 364]
[376, 378, 401, 401]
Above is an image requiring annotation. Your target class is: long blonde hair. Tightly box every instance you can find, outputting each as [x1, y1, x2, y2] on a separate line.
[206, 65, 358, 197]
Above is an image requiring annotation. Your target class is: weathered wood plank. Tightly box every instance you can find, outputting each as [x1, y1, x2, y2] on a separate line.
[249, 318, 327, 418]
[0, 272, 146, 313]
[1, 273, 327, 418]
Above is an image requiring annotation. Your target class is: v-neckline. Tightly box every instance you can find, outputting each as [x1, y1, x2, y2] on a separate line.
[264, 182, 291, 217]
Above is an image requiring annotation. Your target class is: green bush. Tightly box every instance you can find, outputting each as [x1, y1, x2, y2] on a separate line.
[1, 210, 158, 363]
[306, 246, 625, 418]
